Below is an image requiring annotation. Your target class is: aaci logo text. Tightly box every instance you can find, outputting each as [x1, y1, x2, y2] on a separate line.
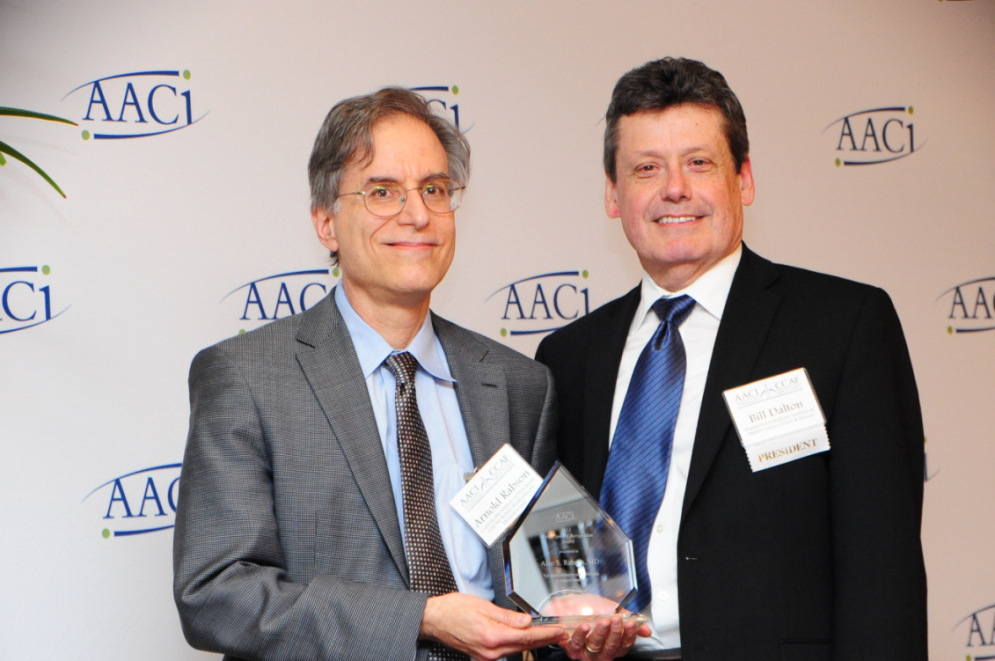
[487, 271, 591, 337]
[64, 69, 205, 140]
[824, 106, 920, 166]
[0, 265, 67, 335]
[411, 85, 469, 131]
[956, 601, 995, 658]
[83, 463, 182, 538]
[733, 374, 803, 409]
[938, 276, 995, 334]
[222, 269, 336, 333]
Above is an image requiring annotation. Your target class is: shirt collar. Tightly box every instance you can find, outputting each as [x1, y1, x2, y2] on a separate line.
[334, 284, 455, 383]
[632, 243, 742, 330]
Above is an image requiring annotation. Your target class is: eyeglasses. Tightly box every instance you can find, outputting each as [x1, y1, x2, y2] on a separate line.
[337, 178, 464, 217]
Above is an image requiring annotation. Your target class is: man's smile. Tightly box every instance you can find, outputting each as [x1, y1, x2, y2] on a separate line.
[654, 215, 700, 225]
[384, 240, 438, 249]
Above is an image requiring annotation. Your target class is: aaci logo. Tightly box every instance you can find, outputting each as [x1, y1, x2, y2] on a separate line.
[956, 601, 995, 659]
[824, 106, 921, 166]
[487, 271, 591, 337]
[938, 276, 995, 334]
[0, 265, 68, 335]
[63, 69, 205, 140]
[411, 85, 471, 131]
[732, 374, 804, 409]
[82, 463, 182, 538]
[222, 268, 338, 333]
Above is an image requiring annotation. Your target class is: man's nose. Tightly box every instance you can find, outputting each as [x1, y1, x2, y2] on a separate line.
[661, 168, 691, 202]
[396, 188, 431, 229]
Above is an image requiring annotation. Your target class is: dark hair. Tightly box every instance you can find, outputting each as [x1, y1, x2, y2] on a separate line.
[604, 57, 749, 180]
[307, 87, 470, 265]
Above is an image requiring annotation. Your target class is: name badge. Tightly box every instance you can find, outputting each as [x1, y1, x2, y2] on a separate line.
[722, 368, 829, 472]
[449, 444, 543, 547]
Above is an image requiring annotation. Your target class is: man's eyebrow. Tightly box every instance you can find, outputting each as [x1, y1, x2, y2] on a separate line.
[361, 172, 451, 187]
[680, 146, 715, 158]
[421, 172, 450, 183]
[363, 175, 401, 186]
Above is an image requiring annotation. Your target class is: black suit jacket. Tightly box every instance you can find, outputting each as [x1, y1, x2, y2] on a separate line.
[535, 246, 926, 661]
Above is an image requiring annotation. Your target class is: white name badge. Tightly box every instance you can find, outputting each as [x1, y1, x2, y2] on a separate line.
[449, 443, 543, 547]
[722, 368, 830, 472]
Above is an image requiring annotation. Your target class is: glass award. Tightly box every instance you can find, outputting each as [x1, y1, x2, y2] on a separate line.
[502, 462, 647, 628]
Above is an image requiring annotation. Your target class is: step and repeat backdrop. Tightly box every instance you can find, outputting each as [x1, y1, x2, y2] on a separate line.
[2, 0, 993, 658]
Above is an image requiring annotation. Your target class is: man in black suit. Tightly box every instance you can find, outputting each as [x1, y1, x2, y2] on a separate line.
[536, 58, 927, 661]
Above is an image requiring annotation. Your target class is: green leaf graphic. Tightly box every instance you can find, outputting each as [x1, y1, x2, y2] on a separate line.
[0, 138, 67, 198]
[0, 107, 77, 126]
[1, 106, 77, 197]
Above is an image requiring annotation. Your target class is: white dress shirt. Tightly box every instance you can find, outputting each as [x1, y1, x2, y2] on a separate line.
[608, 246, 742, 650]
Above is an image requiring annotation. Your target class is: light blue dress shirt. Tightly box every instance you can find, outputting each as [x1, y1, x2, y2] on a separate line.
[334, 285, 495, 602]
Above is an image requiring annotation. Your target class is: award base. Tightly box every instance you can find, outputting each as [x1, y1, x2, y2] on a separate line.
[531, 613, 648, 631]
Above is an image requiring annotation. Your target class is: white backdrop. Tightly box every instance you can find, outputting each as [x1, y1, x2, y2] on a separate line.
[2, 1, 993, 659]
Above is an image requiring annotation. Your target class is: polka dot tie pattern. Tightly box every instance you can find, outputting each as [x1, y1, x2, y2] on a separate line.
[384, 352, 470, 661]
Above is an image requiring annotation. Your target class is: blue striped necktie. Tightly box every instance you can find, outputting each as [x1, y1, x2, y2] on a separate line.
[601, 294, 696, 613]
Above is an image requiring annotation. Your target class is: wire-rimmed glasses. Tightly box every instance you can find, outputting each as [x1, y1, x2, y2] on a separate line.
[337, 178, 464, 217]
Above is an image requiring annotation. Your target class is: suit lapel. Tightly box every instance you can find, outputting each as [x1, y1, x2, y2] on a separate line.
[583, 286, 641, 497]
[295, 294, 410, 584]
[682, 247, 782, 519]
[432, 315, 509, 474]
[432, 314, 512, 605]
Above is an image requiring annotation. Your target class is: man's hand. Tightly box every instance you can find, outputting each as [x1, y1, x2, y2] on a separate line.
[420, 593, 567, 661]
[558, 614, 651, 661]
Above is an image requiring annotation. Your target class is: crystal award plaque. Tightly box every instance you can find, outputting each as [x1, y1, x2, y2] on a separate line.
[502, 462, 646, 628]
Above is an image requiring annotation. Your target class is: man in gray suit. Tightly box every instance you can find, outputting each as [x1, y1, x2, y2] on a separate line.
[173, 88, 572, 661]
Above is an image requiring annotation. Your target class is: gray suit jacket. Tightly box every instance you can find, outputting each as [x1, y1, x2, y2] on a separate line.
[173, 291, 558, 661]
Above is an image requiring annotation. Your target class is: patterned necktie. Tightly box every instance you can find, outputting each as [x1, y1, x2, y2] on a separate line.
[384, 352, 469, 661]
[600, 294, 696, 613]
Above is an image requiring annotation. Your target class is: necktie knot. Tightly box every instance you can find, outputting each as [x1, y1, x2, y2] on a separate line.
[648, 295, 695, 352]
[651, 294, 696, 327]
[385, 352, 418, 387]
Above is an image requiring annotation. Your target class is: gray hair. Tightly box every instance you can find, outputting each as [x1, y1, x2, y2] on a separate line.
[604, 57, 749, 181]
[308, 87, 470, 214]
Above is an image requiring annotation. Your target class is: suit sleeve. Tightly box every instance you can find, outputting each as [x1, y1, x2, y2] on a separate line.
[528, 363, 558, 477]
[829, 288, 927, 660]
[172, 345, 428, 661]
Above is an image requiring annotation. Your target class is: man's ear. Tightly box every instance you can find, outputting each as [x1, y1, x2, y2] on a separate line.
[739, 157, 756, 207]
[605, 174, 621, 219]
[311, 206, 339, 253]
